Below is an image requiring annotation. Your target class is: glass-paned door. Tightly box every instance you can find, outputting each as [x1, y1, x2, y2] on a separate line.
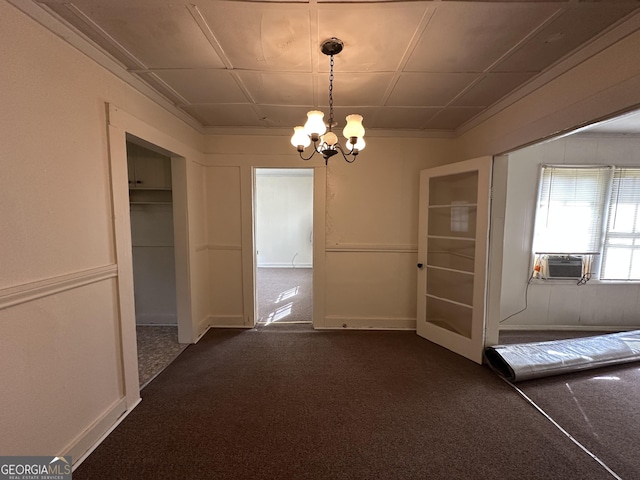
[417, 157, 492, 363]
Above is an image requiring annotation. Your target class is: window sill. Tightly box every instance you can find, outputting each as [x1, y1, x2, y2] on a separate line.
[530, 278, 640, 286]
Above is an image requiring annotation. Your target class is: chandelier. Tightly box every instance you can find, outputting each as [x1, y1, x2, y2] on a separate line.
[290, 38, 365, 165]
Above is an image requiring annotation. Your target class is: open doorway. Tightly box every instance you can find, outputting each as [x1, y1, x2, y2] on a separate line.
[126, 139, 187, 387]
[495, 110, 640, 345]
[254, 168, 314, 329]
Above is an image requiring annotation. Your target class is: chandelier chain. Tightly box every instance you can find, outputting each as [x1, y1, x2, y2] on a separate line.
[328, 54, 334, 128]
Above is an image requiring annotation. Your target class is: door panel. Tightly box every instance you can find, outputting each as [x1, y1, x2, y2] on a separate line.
[417, 157, 492, 363]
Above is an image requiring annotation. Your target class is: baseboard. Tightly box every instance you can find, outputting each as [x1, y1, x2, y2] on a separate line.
[499, 325, 639, 332]
[68, 396, 137, 469]
[322, 316, 416, 330]
[256, 264, 312, 268]
[206, 315, 248, 328]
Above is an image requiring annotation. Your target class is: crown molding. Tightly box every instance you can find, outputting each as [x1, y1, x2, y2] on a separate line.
[456, 10, 640, 136]
[199, 126, 455, 138]
[7, 0, 205, 133]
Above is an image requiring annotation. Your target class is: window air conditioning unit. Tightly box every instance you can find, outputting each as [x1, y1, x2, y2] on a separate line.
[547, 255, 583, 279]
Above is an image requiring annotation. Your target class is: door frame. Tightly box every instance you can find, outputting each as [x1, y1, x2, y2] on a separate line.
[106, 103, 194, 408]
[249, 166, 326, 328]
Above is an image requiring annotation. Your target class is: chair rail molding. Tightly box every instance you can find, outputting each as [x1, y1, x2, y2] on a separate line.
[0, 264, 118, 311]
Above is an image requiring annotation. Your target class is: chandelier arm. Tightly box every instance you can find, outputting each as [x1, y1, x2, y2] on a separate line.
[331, 143, 357, 164]
[299, 147, 319, 161]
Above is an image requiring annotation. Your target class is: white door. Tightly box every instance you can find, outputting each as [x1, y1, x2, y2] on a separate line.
[416, 157, 492, 364]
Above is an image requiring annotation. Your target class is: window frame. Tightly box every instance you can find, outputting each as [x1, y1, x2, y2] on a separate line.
[530, 164, 640, 283]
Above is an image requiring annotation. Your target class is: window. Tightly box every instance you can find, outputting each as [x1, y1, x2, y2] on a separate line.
[532, 165, 640, 281]
[601, 168, 640, 280]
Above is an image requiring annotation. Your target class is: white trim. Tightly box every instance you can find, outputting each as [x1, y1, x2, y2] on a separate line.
[499, 325, 638, 332]
[257, 263, 313, 269]
[193, 325, 212, 343]
[70, 397, 139, 471]
[326, 243, 418, 254]
[206, 315, 247, 328]
[207, 244, 242, 251]
[323, 316, 416, 330]
[0, 264, 117, 311]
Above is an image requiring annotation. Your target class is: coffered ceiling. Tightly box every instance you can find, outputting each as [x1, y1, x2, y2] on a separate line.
[33, 0, 640, 133]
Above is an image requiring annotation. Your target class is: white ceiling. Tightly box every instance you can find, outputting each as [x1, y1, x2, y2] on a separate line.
[581, 110, 640, 135]
[36, 0, 640, 133]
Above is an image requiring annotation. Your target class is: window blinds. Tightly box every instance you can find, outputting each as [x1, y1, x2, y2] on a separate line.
[533, 166, 613, 254]
[601, 168, 640, 280]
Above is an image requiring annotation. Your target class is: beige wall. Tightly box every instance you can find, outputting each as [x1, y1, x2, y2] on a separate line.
[4, 0, 640, 466]
[202, 135, 456, 329]
[0, 0, 206, 460]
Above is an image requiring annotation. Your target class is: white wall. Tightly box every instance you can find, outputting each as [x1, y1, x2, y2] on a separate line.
[130, 202, 177, 325]
[0, 0, 206, 460]
[255, 169, 313, 268]
[500, 135, 640, 329]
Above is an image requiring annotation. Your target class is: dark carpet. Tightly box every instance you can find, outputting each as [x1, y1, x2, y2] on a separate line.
[74, 329, 618, 479]
[499, 330, 610, 345]
[517, 363, 640, 479]
[256, 267, 312, 327]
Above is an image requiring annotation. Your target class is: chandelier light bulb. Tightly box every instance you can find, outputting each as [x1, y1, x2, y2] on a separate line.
[343, 114, 365, 140]
[291, 126, 311, 151]
[323, 131, 338, 146]
[303, 111, 327, 138]
[351, 136, 366, 152]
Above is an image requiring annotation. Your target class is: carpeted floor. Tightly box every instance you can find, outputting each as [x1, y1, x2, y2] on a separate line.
[256, 267, 312, 328]
[499, 329, 610, 345]
[74, 329, 633, 479]
[517, 362, 640, 480]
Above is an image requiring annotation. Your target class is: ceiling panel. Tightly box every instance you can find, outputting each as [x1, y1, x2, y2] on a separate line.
[424, 107, 485, 129]
[316, 73, 395, 107]
[66, 2, 225, 68]
[317, 3, 430, 73]
[33, 0, 640, 132]
[259, 106, 321, 129]
[405, 2, 561, 73]
[452, 72, 537, 107]
[197, 2, 312, 71]
[154, 70, 249, 104]
[181, 104, 264, 127]
[236, 72, 314, 106]
[372, 107, 439, 130]
[494, 5, 638, 73]
[387, 73, 481, 107]
[315, 106, 382, 131]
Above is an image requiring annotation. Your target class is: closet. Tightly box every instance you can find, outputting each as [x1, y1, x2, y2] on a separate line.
[126, 141, 177, 325]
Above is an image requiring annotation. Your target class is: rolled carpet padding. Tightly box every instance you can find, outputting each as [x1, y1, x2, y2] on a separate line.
[484, 330, 640, 382]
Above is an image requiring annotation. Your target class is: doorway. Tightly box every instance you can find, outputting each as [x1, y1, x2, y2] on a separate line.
[126, 138, 187, 387]
[254, 168, 314, 328]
